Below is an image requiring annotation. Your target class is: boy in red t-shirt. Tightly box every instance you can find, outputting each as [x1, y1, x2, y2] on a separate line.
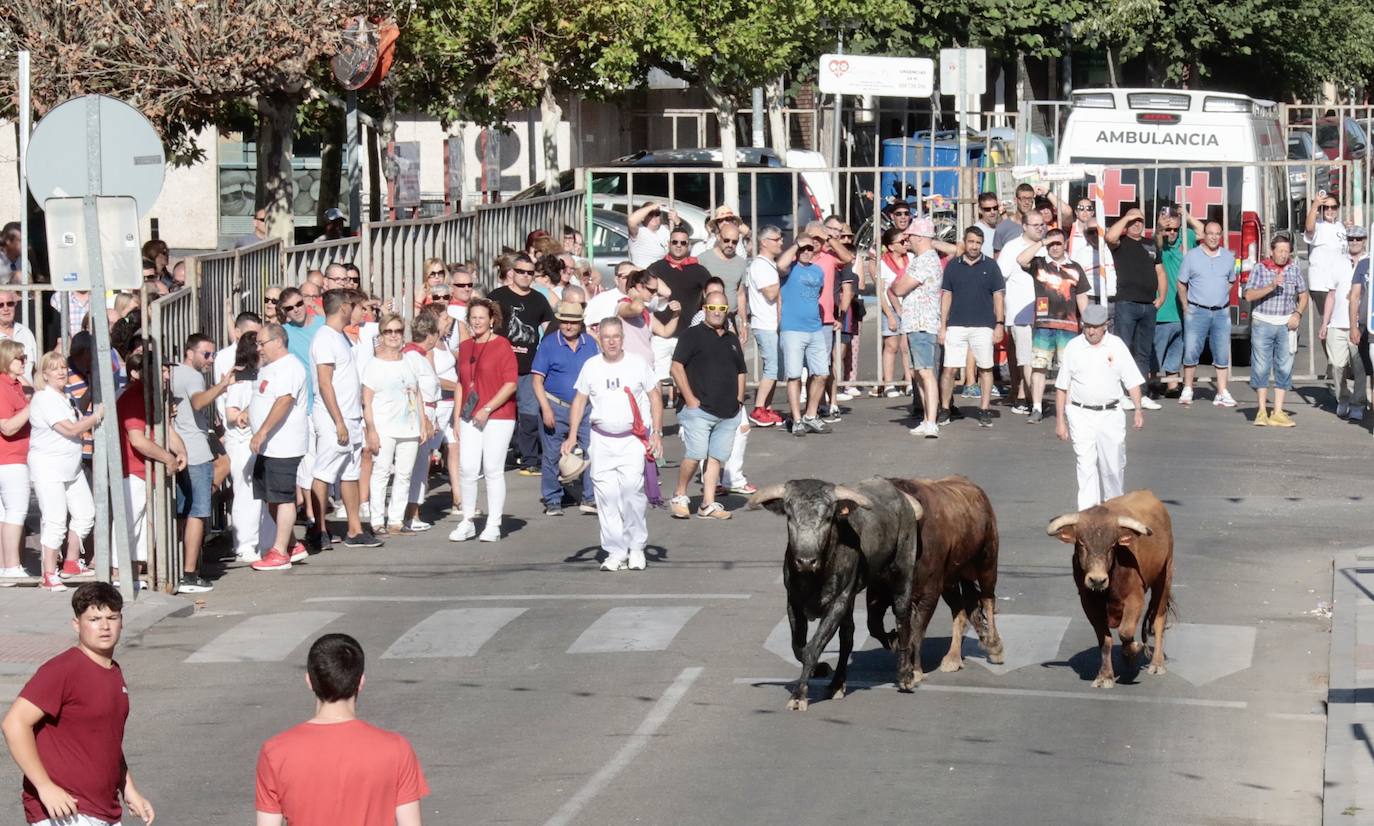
[256, 633, 429, 826]
[1, 582, 155, 825]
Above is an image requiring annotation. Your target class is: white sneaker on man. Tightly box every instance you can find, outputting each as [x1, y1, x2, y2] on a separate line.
[1213, 391, 1237, 408]
[628, 548, 647, 570]
[600, 555, 628, 572]
[1179, 386, 1193, 405]
[478, 522, 501, 542]
[448, 519, 476, 541]
[1121, 396, 1135, 410]
[1139, 396, 1162, 410]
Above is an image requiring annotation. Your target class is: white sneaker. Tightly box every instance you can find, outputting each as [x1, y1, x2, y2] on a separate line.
[359, 502, 371, 519]
[478, 524, 501, 542]
[1337, 401, 1350, 419]
[404, 518, 432, 532]
[235, 550, 262, 564]
[908, 422, 926, 436]
[600, 556, 628, 572]
[1213, 391, 1237, 408]
[448, 520, 476, 541]
[628, 548, 647, 570]
[1351, 407, 1366, 422]
[1121, 396, 1135, 410]
[1179, 386, 1193, 405]
[923, 421, 940, 439]
[333, 503, 348, 519]
[1139, 396, 1162, 410]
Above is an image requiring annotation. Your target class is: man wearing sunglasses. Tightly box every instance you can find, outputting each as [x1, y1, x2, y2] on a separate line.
[488, 253, 555, 475]
[1017, 227, 1090, 422]
[696, 224, 749, 343]
[1152, 205, 1203, 398]
[777, 234, 834, 435]
[648, 227, 712, 402]
[994, 183, 1038, 251]
[0, 291, 36, 381]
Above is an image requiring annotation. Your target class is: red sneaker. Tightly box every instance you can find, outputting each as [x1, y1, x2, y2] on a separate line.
[288, 542, 308, 563]
[765, 408, 785, 425]
[251, 550, 293, 571]
[747, 407, 774, 427]
[41, 572, 68, 592]
[60, 559, 95, 579]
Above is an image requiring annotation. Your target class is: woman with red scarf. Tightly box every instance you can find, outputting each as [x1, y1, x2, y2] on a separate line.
[873, 227, 913, 398]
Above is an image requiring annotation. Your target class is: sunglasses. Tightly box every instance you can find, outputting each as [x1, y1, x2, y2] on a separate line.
[891, 210, 911, 217]
[1161, 228, 1180, 234]
[382, 327, 404, 335]
[797, 245, 815, 253]
[703, 303, 730, 312]
[1047, 241, 1065, 247]
[428, 270, 446, 277]
[513, 267, 536, 275]
[1075, 205, 1095, 212]
[281, 301, 304, 311]
[0, 301, 15, 308]
[264, 297, 279, 304]
[431, 291, 451, 299]
[453, 282, 474, 288]
[720, 239, 739, 245]
[196, 349, 215, 358]
[980, 205, 999, 211]
[669, 240, 690, 246]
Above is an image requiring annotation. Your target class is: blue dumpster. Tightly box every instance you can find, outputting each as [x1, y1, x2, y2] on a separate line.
[879, 132, 985, 206]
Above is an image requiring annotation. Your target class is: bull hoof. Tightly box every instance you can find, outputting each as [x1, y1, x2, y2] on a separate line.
[938, 655, 964, 673]
[1091, 674, 1116, 689]
[897, 670, 923, 692]
[1124, 641, 1144, 663]
[786, 696, 810, 712]
[986, 644, 1005, 665]
[1146, 662, 1167, 676]
[812, 661, 833, 678]
[877, 631, 897, 650]
[828, 684, 847, 701]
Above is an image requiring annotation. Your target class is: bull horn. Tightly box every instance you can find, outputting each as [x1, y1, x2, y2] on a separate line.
[832, 485, 874, 511]
[1117, 516, 1152, 536]
[1046, 513, 1080, 536]
[747, 484, 787, 510]
[900, 492, 924, 521]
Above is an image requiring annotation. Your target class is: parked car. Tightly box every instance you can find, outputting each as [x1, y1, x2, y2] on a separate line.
[585, 208, 634, 281]
[1290, 116, 1368, 195]
[579, 194, 709, 244]
[1286, 132, 1333, 214]
[514, 148, 824, 235]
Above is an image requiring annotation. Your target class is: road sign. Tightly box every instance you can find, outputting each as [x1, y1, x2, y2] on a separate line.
[43, 197, 143, 290]
[939, 48, 987, 96]
[26, 95, 166, 217]
[818, 54, 935, 98]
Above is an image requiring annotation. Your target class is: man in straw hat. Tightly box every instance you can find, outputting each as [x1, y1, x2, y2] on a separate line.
[563, 317, 663, 572]
[532, 301, 600, 517]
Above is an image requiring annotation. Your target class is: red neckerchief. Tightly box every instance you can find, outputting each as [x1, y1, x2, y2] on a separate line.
[662, 255, 699, 270]
[401, 343, 427, 357]
[882, 252, 909, 274]
[448, 299, 468, 309]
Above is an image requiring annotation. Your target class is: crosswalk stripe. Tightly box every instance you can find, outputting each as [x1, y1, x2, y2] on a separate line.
[185, 611, 342, 664]
[1160, 623, 1258, 686]
[381, 608, 527, 660]
[566, 607, 701, 653]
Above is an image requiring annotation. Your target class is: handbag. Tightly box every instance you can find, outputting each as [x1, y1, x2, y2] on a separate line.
[459, 340, 485, 422]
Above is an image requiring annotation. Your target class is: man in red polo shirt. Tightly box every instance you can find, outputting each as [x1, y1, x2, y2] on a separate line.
[2, 582, 156, 825]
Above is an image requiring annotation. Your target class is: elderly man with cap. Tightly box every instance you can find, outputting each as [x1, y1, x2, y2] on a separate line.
[531, 301, 600, 516]
[563, 317, 663, 571]
[1054, 303, 1146, 510]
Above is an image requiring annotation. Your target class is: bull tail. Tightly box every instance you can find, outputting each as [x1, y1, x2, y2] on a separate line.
[1143, 591, 1180, 643]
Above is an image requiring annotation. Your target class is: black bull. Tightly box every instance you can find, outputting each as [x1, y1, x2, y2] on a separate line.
[750, 476, 1004, 710]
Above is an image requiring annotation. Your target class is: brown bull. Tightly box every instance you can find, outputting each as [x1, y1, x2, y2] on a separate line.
[1047, 489, 1176, 688]
[885, 476, 1003, 689]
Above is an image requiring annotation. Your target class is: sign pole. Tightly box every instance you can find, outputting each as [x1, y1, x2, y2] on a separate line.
[830, 33, 844, 214]
[81, 98, 136, 600]
[957, 50, 969, 230]
[18, 52, 30, 293]
[346, 91, 361, 232]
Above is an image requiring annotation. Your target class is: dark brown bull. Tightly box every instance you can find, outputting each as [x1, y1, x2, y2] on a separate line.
[885, 477, 1004, 689]
[1046, 489, 1176, 688]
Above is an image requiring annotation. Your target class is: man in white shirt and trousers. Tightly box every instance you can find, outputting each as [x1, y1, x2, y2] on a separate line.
[1054, 303, 1147, 510]
[563, 317, 665, 572]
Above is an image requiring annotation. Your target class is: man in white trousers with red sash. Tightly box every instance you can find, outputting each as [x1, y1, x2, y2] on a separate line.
[563, 317, 664, 572]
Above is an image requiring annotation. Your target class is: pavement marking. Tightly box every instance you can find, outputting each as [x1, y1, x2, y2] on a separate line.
[963, 613, 1071, 675]
[544, 666, 703, 826]
[567, 607, 702, 653]
[1267, 712, 1326, 722]
[381, 608, 527, 660]
[1162, 623, 1258, 686]
[185, 611, 342, 664]
[730, 677, 1248, 709]
[763, 608, 871, 666]
[304, 593, 751, 603]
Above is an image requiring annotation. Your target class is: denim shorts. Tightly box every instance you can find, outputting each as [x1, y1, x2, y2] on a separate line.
[175, 461, 214, 519]
[906, 331, 937, 370]
[1182, 305, 1231, 368]
[753, 329, 780, 381]
[780, 329, 832, 379]
[1031, 327, 1076, 369]
[1249, 318, 1294, 390]
[678, 407, 740, 462]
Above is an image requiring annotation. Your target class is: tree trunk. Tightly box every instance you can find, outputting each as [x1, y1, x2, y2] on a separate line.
[366, 123, 382, 222]
[765, 76, 788, 154]
[256, 92, 298, 244]
[703, 82, 740, 211]
[540, 84, 562, 193]
[1105, 46, 1119, 88]
[380, 88, 399, 219]
[317, 105, 344, 227]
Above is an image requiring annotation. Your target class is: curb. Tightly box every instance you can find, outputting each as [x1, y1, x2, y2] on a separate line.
[1325, 548, 1373, 824]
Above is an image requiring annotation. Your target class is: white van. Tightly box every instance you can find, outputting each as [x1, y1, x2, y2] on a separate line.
[1058, 89, 1290, 336]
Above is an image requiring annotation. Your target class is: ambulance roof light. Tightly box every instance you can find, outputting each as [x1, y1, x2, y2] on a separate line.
[1203, 96, 1252, 113]
[1073, 92, 1116, 109]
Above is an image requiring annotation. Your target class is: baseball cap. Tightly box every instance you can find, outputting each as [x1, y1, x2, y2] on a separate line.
[1082, 304, 1109, 327]
[323, 208, 345, 221]
[1347, 224, 1368, 239]
[906, 217, 936, 238]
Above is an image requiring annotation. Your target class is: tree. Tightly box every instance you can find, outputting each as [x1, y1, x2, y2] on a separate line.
[0, 0, 372, 241]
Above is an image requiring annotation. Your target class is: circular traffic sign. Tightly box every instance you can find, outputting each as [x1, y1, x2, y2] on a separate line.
[26, 95, 166, 217]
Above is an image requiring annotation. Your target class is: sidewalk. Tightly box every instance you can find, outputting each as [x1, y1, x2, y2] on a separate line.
[0, 588, 190, 702]
[1326, 548, 1374, 824]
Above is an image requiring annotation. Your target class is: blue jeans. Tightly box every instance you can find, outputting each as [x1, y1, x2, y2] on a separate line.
[1114, 300, 1156, 378]
[515, 373, 541, 469]
[1182, 305, 1231, 368]
[780, 329, 831, 379]
[753, 329, 780, 380]
[1152, 321, 1183, 375]
[678, 407, 740, 462]
[1249, 319, 1293, 391]
[539, 401, 591, 506]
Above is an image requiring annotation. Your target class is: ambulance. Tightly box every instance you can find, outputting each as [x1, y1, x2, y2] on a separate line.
[1057, 89, 1291, 339]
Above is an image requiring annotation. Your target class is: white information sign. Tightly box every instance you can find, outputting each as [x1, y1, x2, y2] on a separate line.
[817, 54, 934, 98]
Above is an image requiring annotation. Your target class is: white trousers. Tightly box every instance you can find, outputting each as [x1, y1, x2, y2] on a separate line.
[590, 430, 648, 562]
[32, 475, 95, 551]
[408, 415, 443, 506]
[226, 438, 272, 556]
[1065, 405, 1126, 511]
[112, 475, 147, 563]
[371, 435, 419, 528]
[721, 421, 749, 488]
[0, 464, 29, 525]
[458, 418, 515, 524]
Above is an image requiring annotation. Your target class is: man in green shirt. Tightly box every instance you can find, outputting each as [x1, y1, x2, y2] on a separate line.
[1152, 206, 1203, 397]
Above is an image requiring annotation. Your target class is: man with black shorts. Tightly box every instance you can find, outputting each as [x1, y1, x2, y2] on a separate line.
[249, 323, 311, 571]
[3, 582, 156, 826]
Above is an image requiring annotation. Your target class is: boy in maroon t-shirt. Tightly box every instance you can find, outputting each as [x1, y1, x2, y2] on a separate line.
[1, 582, 155, 825]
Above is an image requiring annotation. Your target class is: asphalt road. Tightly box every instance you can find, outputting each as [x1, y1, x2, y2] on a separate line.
[3, 378, 1359, 826]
